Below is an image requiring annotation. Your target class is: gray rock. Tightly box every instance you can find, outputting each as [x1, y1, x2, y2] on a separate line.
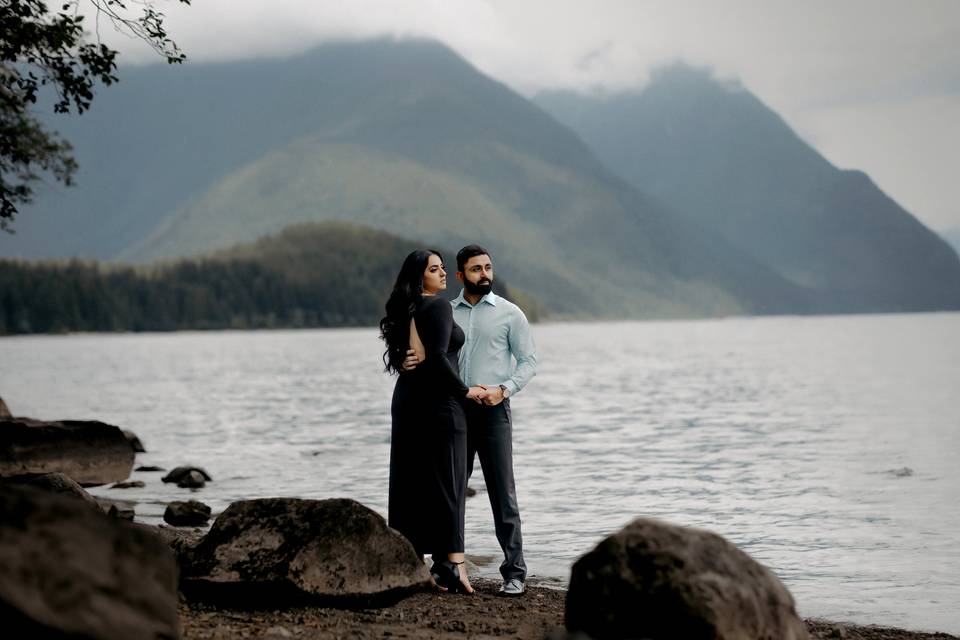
[0, 418, 135, 486]
[96, 498, 136, 521]
[164, 500, 212, 526]
[108, 504, 136, 520]
[162, 466, 212, 484]
[178, 470, 206, 488]
[0, 484, 179, 640]
[122, 430, 146, 453]
[181, 497, 431, 606]
[111, 480, 146, 489]
[13, 472, 100, 507]
[130, 522, 204, 567]
[565, 518, 809, 640]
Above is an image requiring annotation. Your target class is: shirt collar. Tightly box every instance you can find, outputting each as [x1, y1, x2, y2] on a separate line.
[453, 290, 498, 308]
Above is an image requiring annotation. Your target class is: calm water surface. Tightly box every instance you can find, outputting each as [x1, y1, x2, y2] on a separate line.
[1, 313, 958, 633]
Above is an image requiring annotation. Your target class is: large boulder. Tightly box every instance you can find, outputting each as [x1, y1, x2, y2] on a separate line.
[0, 484, 180, 640]
[565, 518, 809, 640]
[181, 497, 431, 606]
[0, 418, 135, 486]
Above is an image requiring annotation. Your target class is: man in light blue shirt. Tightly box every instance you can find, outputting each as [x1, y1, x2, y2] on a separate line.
[452, 245, 537, 596]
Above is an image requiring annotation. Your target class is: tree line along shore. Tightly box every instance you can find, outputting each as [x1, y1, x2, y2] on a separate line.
[0, 221, 543, 335]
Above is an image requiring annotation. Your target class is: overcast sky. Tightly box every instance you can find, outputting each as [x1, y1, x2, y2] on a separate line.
[99, 0, 960, 232]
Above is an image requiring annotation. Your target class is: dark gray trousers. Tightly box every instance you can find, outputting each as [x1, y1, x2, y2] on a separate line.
[464, 399, 526, 582]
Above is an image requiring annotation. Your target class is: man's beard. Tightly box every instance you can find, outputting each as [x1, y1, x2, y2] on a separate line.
[464, 277, 492, 296]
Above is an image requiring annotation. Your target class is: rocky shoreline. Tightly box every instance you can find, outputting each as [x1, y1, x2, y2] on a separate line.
[2, 398, 956, 639]
[176, 579, 957, 639]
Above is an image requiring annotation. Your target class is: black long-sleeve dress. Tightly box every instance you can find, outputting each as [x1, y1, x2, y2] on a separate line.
[388, 295, 469, 556]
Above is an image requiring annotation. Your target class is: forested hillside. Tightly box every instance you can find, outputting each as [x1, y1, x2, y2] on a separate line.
[0, 222, 540, 335]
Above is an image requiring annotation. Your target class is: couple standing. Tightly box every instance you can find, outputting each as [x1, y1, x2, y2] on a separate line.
[380, 245, 537, 596]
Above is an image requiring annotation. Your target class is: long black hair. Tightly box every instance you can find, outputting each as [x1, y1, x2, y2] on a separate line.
[379, 249, 442, 374]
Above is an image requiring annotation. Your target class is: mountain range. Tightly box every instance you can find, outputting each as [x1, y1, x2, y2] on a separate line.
[4, 39, 958, 317]
[941, 227, 960, 256]
[536, 65, 960, 312]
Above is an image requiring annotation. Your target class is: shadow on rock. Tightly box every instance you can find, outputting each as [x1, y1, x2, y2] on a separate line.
[565, 517, 809, 640]
[179, 497, 431, 609]
[0, 484, 179, 640]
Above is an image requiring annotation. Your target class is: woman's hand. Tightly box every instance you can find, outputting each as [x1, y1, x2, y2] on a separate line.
[402, 348, 421, 371]
[466, 385, 488, 404]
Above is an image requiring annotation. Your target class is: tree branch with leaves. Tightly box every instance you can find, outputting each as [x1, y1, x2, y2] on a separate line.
[0, 0, 189, 231]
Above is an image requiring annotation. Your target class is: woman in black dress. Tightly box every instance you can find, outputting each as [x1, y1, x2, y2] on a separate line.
[380, 250, 484, 594]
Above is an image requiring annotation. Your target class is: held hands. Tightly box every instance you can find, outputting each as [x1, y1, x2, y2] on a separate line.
[466, 386, 487, 404]
[464, 384, 505, 406]
[406, 347, 502, 406]
[480, 384, 505, 406]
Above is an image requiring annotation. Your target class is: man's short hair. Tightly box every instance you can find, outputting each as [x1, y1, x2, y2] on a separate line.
[456, 245, 491, 273]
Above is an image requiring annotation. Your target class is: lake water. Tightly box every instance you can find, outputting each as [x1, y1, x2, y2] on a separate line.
[1, 313, 958, 633]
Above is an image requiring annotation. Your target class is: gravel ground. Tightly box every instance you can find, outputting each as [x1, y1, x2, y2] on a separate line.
[178, 579, 957, 639]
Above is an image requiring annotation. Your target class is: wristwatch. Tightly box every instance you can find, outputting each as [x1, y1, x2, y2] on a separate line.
[499, 384, 510, 398]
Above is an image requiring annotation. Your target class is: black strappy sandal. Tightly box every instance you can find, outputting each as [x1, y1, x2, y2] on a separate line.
[427, 560, 448, 592]
[432, 560, 474, 594]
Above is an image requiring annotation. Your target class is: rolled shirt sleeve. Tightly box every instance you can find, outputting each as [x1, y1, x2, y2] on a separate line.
[504, 307, 537, 396]
[453, 292, 538, 395]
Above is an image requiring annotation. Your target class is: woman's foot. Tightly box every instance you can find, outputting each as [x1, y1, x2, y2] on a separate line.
[450, 561, 474, 594]
[432, 560, 474, 594]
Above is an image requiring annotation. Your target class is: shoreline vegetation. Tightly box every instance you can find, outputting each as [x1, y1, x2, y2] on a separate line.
[0, 221, 544, 336]
[3, 217, 956, 337]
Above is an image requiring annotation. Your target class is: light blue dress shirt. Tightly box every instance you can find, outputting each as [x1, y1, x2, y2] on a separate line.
[451, 290, 537, 396]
